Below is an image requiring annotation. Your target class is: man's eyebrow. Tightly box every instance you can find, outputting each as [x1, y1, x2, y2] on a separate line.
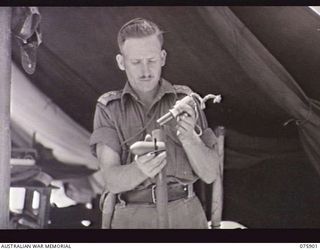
[129, 56, 157, 60]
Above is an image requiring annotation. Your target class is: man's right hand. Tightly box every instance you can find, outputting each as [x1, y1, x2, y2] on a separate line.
[135, 151, 167, 178]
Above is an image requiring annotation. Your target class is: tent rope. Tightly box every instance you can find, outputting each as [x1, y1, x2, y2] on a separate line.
[283, 99, 313, 127]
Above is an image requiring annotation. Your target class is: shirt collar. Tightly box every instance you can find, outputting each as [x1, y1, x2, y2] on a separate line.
[121, 78, 177, 108]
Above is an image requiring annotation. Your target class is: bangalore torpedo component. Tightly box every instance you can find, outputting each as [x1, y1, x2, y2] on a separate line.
[157, 93, 222, 126]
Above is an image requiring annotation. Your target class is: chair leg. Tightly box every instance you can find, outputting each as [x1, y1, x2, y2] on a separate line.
[37, 188, 52, 228]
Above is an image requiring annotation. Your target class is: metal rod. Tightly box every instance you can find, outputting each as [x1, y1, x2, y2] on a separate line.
[157, 112, 173, 126]
[0, 7, 12, 229]
[155, 168, 168, 228]
[152, 129, 169, 228]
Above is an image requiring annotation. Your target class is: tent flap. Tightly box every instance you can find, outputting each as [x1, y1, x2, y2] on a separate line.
[198, 6, 320, 175]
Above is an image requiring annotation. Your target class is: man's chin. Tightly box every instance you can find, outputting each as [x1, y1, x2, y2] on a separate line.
[138, 80, 158, 87]
[138, 79, 154, 83]
[137, 83, 159, 93]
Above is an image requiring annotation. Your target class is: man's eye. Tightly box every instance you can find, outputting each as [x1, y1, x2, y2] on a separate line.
[131, 61, 140, 65]
[148, 59, 157, 63]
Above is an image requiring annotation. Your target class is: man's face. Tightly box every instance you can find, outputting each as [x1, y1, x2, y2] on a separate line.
[116, 34, 166, 94]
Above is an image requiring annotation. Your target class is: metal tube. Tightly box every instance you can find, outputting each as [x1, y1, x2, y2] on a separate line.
[155, 169, 168, 228]
[0, 7, 12, 229]
[152, 129, 169, 228]
[157, 112, 173, 126]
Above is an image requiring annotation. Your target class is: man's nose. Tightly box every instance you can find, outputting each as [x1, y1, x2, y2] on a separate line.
[141, 62, 151, 77]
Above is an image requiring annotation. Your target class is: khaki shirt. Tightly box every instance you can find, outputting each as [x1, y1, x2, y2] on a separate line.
[90, 78, 217, 188]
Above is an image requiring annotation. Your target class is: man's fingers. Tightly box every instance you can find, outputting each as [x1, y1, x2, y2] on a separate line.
[174, 103, 196, 120]
[138, 150, 165, 163]
[177, 116, 194, 128]
[139, 157, 167, 178]
[135, 151, 167, 177]
[149, 151, 166, 166]
[176, 119, 193, 133]
[183, 105, 196, 119]
[136, 153, 153, 164]
[149, 159, 167, 177]
[144, 134, 152, 142]
[151, 156, 167, 170]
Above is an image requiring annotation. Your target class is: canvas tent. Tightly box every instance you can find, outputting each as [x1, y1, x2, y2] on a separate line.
[8, 6, 320, 228]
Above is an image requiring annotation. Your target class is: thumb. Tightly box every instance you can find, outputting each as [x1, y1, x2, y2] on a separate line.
[144, 134, 152, 142]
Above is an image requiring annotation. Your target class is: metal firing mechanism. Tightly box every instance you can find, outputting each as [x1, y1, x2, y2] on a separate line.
[156, 93, 222, 126]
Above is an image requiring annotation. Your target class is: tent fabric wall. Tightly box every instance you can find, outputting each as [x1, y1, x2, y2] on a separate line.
[225, 128, 307, 170]
[10, 7, 320, 227]
[11, 63, 104, 195]
[198, 7, 320, 175]
[12, 6, 300, 138]
[230, 7, 320, 101]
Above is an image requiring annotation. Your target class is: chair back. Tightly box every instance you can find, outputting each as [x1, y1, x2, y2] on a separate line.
[211, 126, 225, 229]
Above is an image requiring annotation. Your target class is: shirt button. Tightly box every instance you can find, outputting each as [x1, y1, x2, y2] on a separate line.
[184, 171, 187, 175]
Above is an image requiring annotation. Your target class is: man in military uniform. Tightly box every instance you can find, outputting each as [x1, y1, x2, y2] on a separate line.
[90, 18, 220, 228]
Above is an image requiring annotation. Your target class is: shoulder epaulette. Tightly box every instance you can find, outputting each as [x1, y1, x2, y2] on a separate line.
[97, 90, 122, 106]
[173, 85, 193, 95]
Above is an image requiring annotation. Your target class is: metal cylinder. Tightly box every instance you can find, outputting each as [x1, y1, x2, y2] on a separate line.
[152, 129, 169, 228]
[156, 112, 173, 126]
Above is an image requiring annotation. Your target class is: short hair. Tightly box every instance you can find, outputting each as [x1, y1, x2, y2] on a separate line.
[117, 18, 164, 52]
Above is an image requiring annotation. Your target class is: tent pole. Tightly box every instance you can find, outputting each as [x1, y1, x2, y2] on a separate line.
[0, 7, 12, 229]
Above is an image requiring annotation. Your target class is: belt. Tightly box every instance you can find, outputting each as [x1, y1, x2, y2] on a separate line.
[118, 183, 194, 204]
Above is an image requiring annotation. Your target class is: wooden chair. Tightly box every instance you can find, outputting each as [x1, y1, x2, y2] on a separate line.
[210, 126, 247, 229]
[10, 185, 58, 229]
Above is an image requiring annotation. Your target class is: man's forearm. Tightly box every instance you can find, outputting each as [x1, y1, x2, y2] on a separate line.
[102, 161, 148, 194]
[181, 131, 219, 184]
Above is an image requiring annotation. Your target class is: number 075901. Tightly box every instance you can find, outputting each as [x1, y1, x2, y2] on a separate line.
[300, 244, 318, 248]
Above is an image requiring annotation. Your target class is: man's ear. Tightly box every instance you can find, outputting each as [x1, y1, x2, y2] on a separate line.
[116, 54, 125, 71]
[160, 50, 167, 67]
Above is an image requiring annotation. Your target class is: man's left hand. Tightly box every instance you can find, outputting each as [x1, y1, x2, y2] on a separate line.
[175, 102, 197, 142]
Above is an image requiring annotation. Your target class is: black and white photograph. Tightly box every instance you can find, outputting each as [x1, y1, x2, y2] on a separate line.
[1, 5, 320, 242]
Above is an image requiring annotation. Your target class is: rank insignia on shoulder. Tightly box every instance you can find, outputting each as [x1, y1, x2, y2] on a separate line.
[97, 90, 122, 106]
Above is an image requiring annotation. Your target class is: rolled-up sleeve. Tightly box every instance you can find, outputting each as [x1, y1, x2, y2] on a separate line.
[90, 103, 121, 157]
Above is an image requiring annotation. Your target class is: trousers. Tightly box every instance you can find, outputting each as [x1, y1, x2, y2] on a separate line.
[103, 195, 208, 229]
